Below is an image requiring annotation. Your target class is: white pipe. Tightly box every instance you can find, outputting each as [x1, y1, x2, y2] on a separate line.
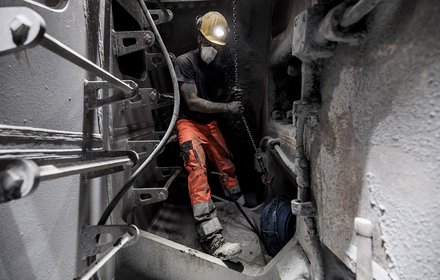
[75, 232, 133, 280]
[355, 217, 373, 280]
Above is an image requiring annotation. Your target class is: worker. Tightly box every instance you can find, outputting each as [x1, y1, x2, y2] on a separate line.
[174, 11, 244, 260]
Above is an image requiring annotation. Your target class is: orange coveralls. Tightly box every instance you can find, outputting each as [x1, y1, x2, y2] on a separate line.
[177, 119, 241, 237]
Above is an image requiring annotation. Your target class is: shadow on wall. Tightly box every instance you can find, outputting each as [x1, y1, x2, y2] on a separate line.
[0, 206, 35, 280]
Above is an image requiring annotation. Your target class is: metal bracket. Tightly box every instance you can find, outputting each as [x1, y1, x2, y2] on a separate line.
[84, 80, 139, 110]
[130, 167, 181, 207]
[0, 6, 46, 56]
[115, 0, 174, 28]
[132, 187, 169, 207]
[119, 88, 173, 114]
[291, 199, 317, 217]
[145, 52, 176, 70]
[148, 90, 175, 109]
[120, 87, 154, 112]
[112, 30, 155, 56]
[79, 224, 139, 259]
[149, 9, 174, 25]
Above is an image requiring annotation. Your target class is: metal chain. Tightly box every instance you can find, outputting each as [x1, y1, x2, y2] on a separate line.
[232, 0, 239, 87]
[241, 115, 258, 153]
[232, 0, 259, 154]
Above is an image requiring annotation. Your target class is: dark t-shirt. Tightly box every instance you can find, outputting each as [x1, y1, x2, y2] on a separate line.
[174, 49, 225, 124]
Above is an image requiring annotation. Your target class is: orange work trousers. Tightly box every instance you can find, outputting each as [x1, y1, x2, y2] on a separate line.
[177, 119, 241, 206]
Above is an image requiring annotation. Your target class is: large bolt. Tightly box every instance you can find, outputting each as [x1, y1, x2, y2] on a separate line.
[9, 15, 32, 46]
[144, 33, 154, 46]
[157, 191, 167, 200]
[0, 170, 24, 202]
[149, 90, 158, 102]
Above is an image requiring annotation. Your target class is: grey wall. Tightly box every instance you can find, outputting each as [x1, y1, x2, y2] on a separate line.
[0, 1, 106, 279]
[312, 0, 440, 278]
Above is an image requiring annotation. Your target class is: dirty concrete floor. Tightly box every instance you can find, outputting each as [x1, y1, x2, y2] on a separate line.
[147, 198, 267, 275]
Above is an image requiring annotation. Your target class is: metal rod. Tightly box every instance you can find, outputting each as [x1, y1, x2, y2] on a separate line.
[266, 140, 297, 184]
[39, 157, 132, 180]
[75, 232, 133, 280]
[40, 33, 135, 94]
[163, 168, 181, 190]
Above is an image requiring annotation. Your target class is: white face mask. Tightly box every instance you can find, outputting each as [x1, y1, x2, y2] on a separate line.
[200, 46, 218, 64]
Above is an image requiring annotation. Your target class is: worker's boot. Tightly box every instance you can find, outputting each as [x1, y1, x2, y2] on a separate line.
[202, 233, 242, 260]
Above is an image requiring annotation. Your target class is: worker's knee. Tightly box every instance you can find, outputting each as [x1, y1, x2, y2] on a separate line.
[181, 140, 204, 171]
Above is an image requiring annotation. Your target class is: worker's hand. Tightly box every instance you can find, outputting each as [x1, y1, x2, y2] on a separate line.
[227, 101, 243, 114]
[232, 87, 243, 101]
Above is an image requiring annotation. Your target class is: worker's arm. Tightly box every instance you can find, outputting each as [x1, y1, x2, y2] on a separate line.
[180, 83, 242, 114]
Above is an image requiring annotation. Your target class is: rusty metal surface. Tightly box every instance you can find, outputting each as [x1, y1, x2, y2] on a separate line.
[312, 1, 440, 278]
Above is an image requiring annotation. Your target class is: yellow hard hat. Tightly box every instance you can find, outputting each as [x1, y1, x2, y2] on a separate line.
[197, 11, 228, 45]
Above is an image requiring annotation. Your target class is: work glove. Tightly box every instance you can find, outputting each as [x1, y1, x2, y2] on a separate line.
[232, 87, 243, 101]
[226, 101, 243, 114]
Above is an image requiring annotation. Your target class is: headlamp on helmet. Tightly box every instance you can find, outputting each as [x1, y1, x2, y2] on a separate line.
[196, 11, 229, 45]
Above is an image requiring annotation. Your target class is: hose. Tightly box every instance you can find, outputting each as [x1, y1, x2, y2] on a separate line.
[96, 0, 180, 227]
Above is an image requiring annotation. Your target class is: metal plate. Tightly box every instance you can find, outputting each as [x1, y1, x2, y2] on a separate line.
[132, 187, 169, 207]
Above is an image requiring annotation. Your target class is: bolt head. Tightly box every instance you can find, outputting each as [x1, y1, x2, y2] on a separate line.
[144, 34, 154, 45]
[9, 15, 32, 45]
[158, 191, 167, 200]
[149, 90, 158, 102]
[0, 170, 24, 194]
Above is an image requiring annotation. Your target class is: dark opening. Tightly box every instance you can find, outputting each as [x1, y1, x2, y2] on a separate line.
[271, 0, 293, 37]
[270, 57, 302, 123]
[122, 38, 137, 47]
[112, 1, 147, 80]
[140, 193, 152, 200]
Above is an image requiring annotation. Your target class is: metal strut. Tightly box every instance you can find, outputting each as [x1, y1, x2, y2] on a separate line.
[0, 7, 137, 94]
[40, 34, 137, 94]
